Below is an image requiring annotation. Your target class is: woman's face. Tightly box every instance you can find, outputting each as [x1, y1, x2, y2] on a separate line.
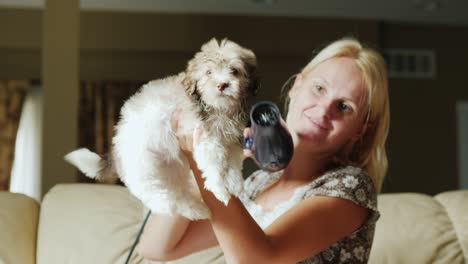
[286, 57, 369, 154]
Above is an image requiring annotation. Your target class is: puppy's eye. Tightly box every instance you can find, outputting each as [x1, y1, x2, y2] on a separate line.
[206, 70, 212, 75]
[230, 68, 239, 75]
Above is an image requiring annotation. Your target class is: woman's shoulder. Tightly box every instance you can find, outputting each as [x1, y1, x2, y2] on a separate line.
[303, 165, 379, 213]
[301, 166, 380, 263]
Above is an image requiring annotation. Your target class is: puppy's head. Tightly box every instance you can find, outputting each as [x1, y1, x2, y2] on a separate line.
[182, 38, 258, 112]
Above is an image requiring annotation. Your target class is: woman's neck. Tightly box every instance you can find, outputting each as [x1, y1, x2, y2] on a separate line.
[280, 145, 334, 184]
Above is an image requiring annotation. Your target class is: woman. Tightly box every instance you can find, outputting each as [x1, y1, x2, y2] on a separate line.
[137, 37, 390, 263]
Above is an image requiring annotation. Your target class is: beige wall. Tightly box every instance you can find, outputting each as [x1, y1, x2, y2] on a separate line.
[1, 7, 466, 195]
[0, 8, 41, 79]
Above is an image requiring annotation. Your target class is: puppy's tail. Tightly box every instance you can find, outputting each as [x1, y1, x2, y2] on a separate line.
[64, 148, 118, 184]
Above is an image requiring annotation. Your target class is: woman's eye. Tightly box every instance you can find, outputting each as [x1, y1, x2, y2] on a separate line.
[230, 68, 239, 75]
[338, 102, 351, 112]
[314, 85, 323, 92]
[206, 70, 212, 75]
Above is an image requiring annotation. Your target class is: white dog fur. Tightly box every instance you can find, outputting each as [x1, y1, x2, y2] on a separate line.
[65, 38, 258, 220]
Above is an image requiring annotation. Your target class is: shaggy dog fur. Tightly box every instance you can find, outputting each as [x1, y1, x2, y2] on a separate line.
[65, 39, 258, 220]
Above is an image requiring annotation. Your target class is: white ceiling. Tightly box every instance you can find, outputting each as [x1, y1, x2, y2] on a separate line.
[1, 0, 468, 26]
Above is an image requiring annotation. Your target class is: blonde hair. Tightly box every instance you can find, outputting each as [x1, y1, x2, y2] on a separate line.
[282, 38, 390, 193]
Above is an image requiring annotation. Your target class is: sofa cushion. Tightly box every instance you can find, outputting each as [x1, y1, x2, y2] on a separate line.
[36, 183, 147, 264]
[370, 192, 465, 264]
[0, 191, 39, 264]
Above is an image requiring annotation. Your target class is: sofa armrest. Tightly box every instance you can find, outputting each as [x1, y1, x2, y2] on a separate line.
[435, 190, 468, 260]
[0, 191, 39, 264]
[370, 192, 466, 264]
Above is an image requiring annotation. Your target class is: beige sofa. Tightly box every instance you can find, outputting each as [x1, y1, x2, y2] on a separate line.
[1, 183, 467, 264]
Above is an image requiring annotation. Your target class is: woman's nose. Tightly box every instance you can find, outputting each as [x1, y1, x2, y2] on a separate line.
[317, 101, 333, 119]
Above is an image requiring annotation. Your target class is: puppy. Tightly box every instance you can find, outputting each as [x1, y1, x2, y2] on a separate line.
[65, 38, 258, 220]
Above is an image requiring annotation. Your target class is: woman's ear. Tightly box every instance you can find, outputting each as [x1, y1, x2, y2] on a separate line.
[352, 121, 374, 141]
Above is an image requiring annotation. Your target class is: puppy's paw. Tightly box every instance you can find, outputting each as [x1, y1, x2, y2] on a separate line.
[192, 143, 209, 171]
[147, 197, 177, 215]
[225, 170, 244, 198]
[210, 186, 232, 206]
[179, 199, 211, 220]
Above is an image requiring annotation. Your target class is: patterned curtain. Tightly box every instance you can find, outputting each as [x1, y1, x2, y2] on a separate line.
[0, 80, 30, 190]
[78, 80, 145, 184]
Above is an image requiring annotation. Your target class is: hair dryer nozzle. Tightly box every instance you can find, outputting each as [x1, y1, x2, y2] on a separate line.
[248, 101, 294, 172]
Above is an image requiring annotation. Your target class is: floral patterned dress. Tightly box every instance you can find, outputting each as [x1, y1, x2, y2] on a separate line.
[239, 166, 380, 263]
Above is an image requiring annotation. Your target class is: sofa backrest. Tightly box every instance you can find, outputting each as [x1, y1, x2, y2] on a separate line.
[29, 184, 468, 264]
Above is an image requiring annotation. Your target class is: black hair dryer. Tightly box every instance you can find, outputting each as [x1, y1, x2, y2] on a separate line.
[245, 101, 294, 172]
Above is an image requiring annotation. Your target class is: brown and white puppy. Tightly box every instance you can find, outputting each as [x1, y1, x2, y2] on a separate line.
[65, 38, 258, 220]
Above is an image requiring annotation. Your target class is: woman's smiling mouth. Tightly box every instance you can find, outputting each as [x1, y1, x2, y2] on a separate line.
[303, 112, 331, 131]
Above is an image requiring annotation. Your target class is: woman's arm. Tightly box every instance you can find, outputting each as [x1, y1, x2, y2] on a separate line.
[184, 127, 369, 264]
[137, 125, 368, 263]
[137, 116, 221, 261]
[136, 213, 190, 259]
[136, 213, 218, 261]
[187, 154, 368, 263]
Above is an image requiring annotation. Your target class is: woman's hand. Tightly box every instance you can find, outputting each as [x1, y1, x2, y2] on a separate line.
[243, 127, 254, 160]
[177, 126, 203, 158]
[173, 112, 254, 162]
[171, 110, 202, 157]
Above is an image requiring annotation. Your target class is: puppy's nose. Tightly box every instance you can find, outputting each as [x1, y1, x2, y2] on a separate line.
[217, 83, 229, 91]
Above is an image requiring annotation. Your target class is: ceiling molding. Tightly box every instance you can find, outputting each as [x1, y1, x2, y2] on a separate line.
[1, 0, 467, 26]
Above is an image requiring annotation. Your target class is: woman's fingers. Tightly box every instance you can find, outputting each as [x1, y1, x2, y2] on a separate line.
[242, 127, 253, 160]
[243, 127, 251, 138]
[172, 109, 194, 153]
[193, 123, 203, 147]
[177, 132, 192, 154]
[243, 149, 253, 160]
[243, 127, 253, 149]
[175, 123, 203, 156]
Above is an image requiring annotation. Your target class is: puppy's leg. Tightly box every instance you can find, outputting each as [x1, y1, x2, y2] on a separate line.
[114, 109, 210, 219]
[176, 193, 211, 220]
[224, 144, 244, 197]
[120, 147, 210, 220]
[117, 149, 178, 215]
[193, 140, 231, 205]
[144, 157, 210, 220]
[174, 170, 211, 219]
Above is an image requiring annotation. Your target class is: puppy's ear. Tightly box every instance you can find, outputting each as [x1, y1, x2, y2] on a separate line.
[246, 60, 260, 96]
[249, 76, 260, 96]
[249, 69, 260, 96]
[219, 38, 230, 48]
[201, 38, 220, 52]
[182, 71, 197, 97]
[182, 55, 200, 97]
